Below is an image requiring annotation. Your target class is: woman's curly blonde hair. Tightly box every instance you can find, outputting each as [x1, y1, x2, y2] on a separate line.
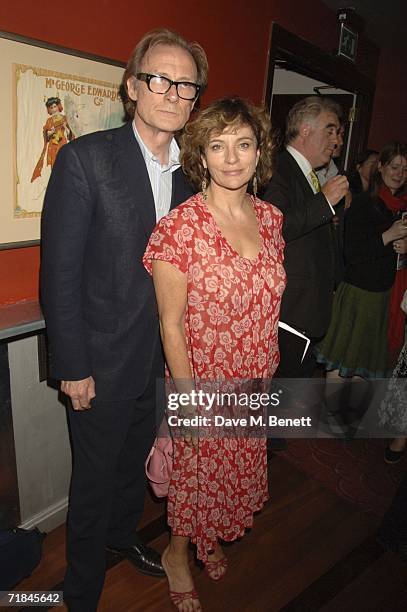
[180, 97, 275, 190]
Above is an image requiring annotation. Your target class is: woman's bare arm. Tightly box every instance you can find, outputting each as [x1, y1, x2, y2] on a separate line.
[152, 260, 197, 447]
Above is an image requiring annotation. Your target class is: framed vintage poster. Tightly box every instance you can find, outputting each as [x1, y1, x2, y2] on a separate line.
[0, 31, 126, 248]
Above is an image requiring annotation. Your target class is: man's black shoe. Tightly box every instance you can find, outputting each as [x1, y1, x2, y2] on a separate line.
[107, 541, 165, 577]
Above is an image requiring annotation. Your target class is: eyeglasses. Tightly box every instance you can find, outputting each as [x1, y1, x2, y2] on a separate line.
[136, 73, 200, 101]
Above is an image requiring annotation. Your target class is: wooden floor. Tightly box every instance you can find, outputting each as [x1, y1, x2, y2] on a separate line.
[3, 452, 407, 612]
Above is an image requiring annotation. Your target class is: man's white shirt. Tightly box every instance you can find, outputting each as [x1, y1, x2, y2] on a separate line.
[133, 121, 181, 221]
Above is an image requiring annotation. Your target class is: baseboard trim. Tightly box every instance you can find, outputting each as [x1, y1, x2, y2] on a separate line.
[20, 497, 68, 533]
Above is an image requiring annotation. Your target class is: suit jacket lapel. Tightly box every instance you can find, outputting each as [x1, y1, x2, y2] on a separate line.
[114, 122, 156, 237]
[170, 170, 180, 211]
[284, 150, 335, 258]
[170, 168, 195, 211]
[284, 149, 314, 197]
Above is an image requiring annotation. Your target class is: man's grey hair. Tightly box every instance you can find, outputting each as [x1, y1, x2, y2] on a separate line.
[121, 28, 209, 119]
[285, 96, 342, 144]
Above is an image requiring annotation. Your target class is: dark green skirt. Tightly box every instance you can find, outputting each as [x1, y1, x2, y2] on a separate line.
[315, 281, 392, 378]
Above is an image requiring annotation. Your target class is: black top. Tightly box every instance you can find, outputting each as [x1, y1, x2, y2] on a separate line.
[347, 170, 364, 197]
[343, 192, 398, 292]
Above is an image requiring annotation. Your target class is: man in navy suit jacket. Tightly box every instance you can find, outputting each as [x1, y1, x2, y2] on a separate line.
[263, 96, 349, 379]
[41, 29, 208, 611]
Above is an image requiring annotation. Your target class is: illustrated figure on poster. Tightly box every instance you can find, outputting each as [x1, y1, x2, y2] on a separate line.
[31, 96, 75, 182]
[63, 96, 86, 138]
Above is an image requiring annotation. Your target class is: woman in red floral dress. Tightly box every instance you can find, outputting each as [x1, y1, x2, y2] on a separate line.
[144, 97, 285, 611]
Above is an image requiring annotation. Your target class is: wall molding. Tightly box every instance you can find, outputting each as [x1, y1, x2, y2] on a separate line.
[20, 496, 68, 533]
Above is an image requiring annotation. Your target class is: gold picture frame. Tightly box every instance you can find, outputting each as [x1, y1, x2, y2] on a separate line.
[0, 31, 126, 248]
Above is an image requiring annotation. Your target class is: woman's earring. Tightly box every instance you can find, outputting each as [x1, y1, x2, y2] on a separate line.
[201, 174, 208, 201]
[252, 173, 258, 197]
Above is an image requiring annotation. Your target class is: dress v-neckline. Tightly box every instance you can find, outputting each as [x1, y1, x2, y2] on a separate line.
[199, 193, 263, 263]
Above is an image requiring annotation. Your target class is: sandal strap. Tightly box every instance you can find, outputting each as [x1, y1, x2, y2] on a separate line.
[206, 557, 228, 570]
[205, 556, 228, 580]
[169, 589, 199, 605]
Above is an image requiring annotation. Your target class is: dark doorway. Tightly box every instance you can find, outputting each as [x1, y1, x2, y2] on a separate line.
[263, 23, 376, 171]
[271, 93, 354, 170]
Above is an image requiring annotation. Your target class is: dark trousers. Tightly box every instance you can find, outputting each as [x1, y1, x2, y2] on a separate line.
[275, 328, 320, 379]
[63, 373, 160, 612]
[270, 330, 323, 434]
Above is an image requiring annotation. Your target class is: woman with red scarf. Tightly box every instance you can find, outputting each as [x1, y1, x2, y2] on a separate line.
[316, 142, 407, 433]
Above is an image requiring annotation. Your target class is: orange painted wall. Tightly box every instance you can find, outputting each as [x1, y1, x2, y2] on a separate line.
[0, 247, 40, 305]
[0, 0, 387, 304]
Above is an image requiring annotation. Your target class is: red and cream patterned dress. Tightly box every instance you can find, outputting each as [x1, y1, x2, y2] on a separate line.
[143, 193, 286, 562]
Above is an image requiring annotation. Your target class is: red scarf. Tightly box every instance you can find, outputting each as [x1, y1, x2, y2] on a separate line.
[379, 184, 407, 213]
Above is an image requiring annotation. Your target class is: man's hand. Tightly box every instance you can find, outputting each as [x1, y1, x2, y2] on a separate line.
[61, 376, 96, 411]
[321, 175, 349, 207]
[393, 236, 407, 255]
[182, 431, 199, 451]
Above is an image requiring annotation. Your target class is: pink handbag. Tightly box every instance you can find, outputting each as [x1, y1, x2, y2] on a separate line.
[145, 431, 173, 498]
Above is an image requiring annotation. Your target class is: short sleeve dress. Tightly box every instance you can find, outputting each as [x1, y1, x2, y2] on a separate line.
[143, 193, 286, 562]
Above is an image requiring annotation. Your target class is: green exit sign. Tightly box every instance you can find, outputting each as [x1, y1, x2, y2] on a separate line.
[338, 23, 358, 62]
